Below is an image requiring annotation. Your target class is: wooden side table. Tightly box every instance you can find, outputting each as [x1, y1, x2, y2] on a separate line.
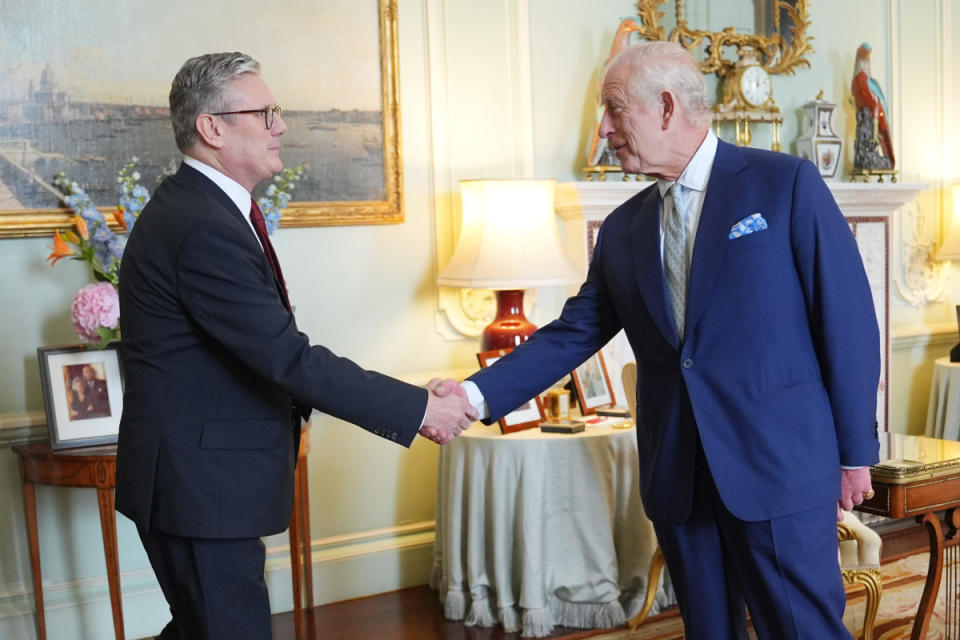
[289, 423, 315, 640]
[14, 425, 314, 640]
[12, 443, 124, 640]
[857, 433, 960, 639]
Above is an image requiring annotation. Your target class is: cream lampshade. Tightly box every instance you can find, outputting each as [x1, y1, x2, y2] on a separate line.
[937, 184, 960, 261]
[437, 179, 581, 350]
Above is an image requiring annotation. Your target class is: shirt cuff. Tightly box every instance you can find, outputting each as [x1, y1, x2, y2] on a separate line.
[461, 380, 489, 420]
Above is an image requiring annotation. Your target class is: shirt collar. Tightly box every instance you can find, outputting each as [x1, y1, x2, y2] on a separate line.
[183, 155, 252, 216]
[656, 129, 719, 198]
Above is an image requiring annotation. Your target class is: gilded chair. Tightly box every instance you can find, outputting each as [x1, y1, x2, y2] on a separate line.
[620, 363, 883, 637]
[838, 512, 883, 640]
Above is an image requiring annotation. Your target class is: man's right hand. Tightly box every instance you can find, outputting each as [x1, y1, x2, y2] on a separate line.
[419, 378, 477, 444]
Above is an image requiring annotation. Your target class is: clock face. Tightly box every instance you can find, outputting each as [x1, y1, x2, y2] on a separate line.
[739, 65, 771, 107]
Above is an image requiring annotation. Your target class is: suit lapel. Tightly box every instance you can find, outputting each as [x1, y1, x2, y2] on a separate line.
[175, 163, 249, 229]
[631, 187, 679, 348]
[173, 163, 291, 309]
[684, 141, 748, 338]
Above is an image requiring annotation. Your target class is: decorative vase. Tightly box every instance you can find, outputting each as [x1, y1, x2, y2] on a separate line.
[796, 94, 843, 180]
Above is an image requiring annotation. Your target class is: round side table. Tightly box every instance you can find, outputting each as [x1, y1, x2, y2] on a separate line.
[12, 443, 124, 640]
[925, 356, 960, 440]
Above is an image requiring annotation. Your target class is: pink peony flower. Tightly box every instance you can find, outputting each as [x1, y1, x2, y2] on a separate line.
[71, 282, 120, 343]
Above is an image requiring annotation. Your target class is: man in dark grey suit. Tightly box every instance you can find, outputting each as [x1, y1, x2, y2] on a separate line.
[115, 52, 475, 640]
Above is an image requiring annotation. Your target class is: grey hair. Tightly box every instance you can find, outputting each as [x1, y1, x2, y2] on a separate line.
[609, 41, 712, 128]
[169, 52, 261, 152]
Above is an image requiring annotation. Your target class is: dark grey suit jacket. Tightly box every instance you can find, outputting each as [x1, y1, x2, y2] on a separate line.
[116, 163, 426, 538]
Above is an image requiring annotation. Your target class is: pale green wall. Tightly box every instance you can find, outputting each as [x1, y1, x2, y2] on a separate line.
[1, 1, 958, 638]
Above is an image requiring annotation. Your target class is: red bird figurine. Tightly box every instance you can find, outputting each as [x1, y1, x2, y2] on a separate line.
[851, 42, 895, 167]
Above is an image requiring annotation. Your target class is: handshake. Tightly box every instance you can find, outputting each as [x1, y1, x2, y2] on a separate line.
[419, 378, 478, 445]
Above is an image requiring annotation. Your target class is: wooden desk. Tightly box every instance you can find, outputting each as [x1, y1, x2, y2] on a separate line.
[14, 427, 314, 640]
[12, 443, 124, 640]
[857, 433, 960, 639]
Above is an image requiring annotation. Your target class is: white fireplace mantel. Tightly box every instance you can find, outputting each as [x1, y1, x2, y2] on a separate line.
[555, 179, 928, 433]
[555, 180, 925, 269]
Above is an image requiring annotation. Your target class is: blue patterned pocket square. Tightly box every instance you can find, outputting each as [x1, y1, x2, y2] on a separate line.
[729, 213, 768, 239]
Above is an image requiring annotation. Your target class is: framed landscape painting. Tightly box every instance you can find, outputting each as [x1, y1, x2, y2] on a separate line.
[0, 0, 402, 238]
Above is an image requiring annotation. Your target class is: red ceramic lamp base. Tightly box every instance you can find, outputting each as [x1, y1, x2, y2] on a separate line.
[480, 289, 537, 351]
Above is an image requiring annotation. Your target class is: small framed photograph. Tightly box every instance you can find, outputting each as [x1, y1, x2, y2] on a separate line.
[477, 348, 546, 434]
[571, 351, 615, 415]
[37, 343, 124, 450]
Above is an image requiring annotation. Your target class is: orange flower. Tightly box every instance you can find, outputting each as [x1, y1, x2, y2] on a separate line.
[73, 214, 89, 240]
[46, 231, 75, 265]
[113, 209, 127, 231]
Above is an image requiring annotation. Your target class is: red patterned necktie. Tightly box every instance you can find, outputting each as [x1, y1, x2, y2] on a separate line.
[248, 198, 291, 310]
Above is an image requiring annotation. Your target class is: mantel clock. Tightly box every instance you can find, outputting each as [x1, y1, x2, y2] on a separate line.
[714, 45, 783, 150]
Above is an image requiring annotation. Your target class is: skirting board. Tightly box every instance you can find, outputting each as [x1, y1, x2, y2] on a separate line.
[0, 523, 436, 640]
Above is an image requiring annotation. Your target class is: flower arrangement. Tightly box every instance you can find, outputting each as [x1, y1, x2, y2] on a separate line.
[46, 161, 304, 348]
[71, 282, 121, 343]
[259, 165, 304, 234]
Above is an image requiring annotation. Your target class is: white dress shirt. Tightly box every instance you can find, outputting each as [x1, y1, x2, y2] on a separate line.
[656, 129, 717, 265]
[183, 156, 263, 251]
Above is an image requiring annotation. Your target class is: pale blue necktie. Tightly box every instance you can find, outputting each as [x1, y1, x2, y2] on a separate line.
[663, 183, 689, 339]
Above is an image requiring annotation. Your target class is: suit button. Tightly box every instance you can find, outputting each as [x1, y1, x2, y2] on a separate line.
[682, 358, 693, 369]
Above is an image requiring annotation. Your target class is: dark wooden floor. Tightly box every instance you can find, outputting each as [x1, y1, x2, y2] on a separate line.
[137, 518, 929, 640]
[269, 586, 625, 640]
[266, 518, 934, 640]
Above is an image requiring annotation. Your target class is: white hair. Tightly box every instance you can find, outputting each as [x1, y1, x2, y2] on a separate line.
[608, 41, 713, 128]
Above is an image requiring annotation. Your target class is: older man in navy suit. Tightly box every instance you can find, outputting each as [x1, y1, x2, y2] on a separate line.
[116, 52, 476, 640]
[439, 42, 880, 639]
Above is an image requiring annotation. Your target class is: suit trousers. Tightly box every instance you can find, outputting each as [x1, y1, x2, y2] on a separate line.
[653, 443, 850, 640]
[138, 525, 271, 640]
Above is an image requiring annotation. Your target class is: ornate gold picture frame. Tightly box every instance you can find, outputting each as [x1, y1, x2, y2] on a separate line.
[0, 0, 402, 239]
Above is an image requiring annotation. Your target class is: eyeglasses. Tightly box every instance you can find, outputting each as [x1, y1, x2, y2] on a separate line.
[210, 105, 282, 129]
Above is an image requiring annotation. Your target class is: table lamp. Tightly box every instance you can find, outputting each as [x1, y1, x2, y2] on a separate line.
[936, 184, 960, 362]
[437, 179, 581, 350]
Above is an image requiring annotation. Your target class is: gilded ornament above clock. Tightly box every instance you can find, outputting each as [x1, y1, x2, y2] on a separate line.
[630, 0, 814, 151]
[584, 1, 815, 176]
[631, 0, 814, 78]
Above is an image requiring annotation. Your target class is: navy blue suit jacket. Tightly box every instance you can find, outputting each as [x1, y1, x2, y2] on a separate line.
[116, 163, 426, 538]
[469, 141, 880, 525]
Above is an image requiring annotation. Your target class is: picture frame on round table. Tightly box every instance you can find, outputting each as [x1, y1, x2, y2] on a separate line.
[571, 351, 615, 415]
[477, 348, 546, 434]
[951, 305, 960, 363]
